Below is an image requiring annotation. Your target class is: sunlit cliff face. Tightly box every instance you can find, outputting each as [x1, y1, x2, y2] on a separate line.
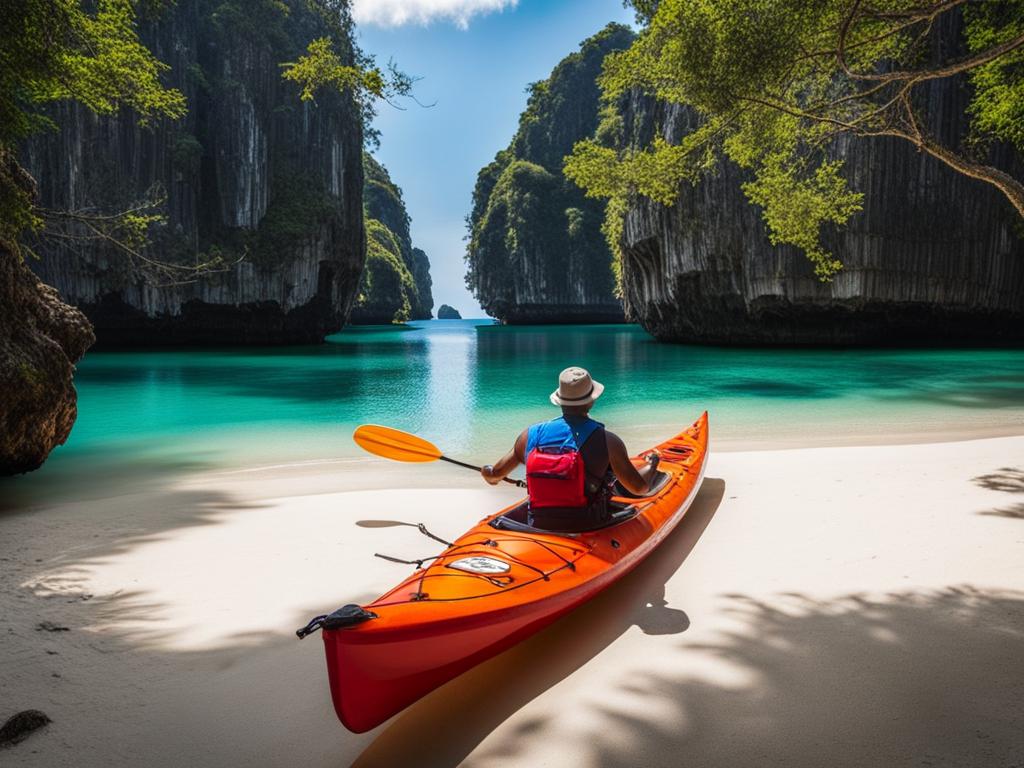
[21, 0, 367, 345]
[616, 24, 1024, 346]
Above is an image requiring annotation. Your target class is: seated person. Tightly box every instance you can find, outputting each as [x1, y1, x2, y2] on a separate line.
[481, 366, 660, 531]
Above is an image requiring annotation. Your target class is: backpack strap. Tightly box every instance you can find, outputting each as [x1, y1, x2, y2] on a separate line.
[567, 418, 601, 449]
[527, 416, 603, 454]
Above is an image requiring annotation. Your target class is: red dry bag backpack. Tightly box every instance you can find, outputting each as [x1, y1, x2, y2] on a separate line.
[525, 418, 601, 509]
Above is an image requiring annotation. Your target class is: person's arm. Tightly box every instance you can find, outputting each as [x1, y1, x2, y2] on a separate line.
[607, 431, 660, 495]
[481, 430, 528, 486]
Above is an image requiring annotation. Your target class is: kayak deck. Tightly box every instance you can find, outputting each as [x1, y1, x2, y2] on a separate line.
[318, 412, 709, 732]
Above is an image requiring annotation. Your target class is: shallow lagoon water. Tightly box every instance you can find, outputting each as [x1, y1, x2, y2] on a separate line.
[9, 319, 1024, 496]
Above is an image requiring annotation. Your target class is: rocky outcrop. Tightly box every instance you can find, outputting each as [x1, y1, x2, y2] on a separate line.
[21, 0, 365, 345]
[0, 246, 93, 474]
[618, 22, 1024, 345]
[466, 24, 633, 324]
[350, 153, 433, 323]
[1, 219, 94, 473]
[437, 304, 461, 319]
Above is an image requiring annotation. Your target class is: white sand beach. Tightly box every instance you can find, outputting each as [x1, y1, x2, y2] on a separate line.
[2, 435, 1023, 767]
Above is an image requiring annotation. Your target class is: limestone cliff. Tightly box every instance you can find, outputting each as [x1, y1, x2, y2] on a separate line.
[21, 0, 365, 345]
[465, 24, 633, 324]
[351, 153, 433, 323]
[616, 23, 1024, 344]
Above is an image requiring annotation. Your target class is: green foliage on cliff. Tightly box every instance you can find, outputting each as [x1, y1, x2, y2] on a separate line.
[470, 159, 565, 297]
[211, 0, 293, 51]
[357, 218, 414, 323]
[283, 37, 385, 103]
[363, 153, 412, 248]
[279, 0, 416, 149]
[252, 175, 336, 264]
[466, 24, 633, 314]
[965, 2, 1024, 150]
[566, 0, 1024, 280]
[352, 153, 433, 323]
[0, 0, 185, 252]
[3, 0, 395, 286]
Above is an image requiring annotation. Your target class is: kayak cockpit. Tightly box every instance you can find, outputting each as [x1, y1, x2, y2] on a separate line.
[490, 502, 638, 535]
[489, 469, 674, 535]
[612, 469, 673, 498]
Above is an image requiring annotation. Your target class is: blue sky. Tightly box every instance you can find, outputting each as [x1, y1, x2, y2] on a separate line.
[357, 0, 635, 317]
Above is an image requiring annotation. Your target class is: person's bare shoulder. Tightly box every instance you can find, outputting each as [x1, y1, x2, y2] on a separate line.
[605, 430, 628, 457]
[514, 428, 529, 461]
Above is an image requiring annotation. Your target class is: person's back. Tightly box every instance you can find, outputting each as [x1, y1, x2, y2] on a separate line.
[523, 411, 610, 530]
[481, 367, 660, 532]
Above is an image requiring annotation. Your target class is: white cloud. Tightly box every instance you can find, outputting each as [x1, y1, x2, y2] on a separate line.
[352, 0, 518, 29]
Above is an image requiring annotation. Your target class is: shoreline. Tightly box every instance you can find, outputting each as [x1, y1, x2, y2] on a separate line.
[708, 421, 1024, 452]
[2, 434, 1023, 766]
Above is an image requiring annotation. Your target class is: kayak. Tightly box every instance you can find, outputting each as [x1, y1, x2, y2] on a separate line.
[302, 412, 709, 733]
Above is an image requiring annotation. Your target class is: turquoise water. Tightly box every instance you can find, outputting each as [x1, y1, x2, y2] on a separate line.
[8, 320, 1024, 494]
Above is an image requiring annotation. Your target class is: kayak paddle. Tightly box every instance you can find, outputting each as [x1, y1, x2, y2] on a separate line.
[353, 425, 526, 488]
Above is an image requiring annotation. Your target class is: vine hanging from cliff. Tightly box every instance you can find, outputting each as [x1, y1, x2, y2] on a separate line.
[565, 0, 1024, 279]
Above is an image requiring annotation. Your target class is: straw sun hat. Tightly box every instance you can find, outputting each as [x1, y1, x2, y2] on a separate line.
[550, 366, 605, 407]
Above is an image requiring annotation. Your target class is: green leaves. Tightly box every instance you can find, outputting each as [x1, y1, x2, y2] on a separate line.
[282, 37, 381, 104]
[359, 218, 415, 323]
[743, 157, 862, 279]
[965, 2, 1024, 151]
[1, 0, 186, 250]
[574, 0, 1024, 279]
[16, 0, 186, 128]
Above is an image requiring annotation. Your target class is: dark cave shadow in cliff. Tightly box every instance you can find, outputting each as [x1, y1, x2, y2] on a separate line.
[464, 587, 1024, 768]
[349, 478, 726, 768]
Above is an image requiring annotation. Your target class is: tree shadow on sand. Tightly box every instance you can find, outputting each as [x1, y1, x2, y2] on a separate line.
[1, 475, 380, 765]
[456, 587, 1024, 768]
[351, 478, 726, 768]
[972, 467, 1024, 519]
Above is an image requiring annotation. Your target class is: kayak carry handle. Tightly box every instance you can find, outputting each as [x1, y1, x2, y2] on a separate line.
[296, 604, 378, 639]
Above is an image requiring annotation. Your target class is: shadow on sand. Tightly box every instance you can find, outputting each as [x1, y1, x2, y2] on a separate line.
[458, 586, 1024, 768]
[351, 477, 726, 767]
[354, 582, 1024, 768]
[973, 466, 1024, 519]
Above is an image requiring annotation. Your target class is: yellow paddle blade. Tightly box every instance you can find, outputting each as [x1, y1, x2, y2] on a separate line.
[353, 425, 442, 463]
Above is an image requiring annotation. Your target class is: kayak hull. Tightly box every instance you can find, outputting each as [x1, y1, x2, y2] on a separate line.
[321, 413, 709, 733]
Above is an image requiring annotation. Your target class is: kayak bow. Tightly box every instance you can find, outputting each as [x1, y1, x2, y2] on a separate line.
[305, 412, 709, 733]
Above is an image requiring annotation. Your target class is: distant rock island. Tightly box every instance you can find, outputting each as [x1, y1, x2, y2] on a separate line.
[437, 304, 462, 320]
[465, 24, 633, 324]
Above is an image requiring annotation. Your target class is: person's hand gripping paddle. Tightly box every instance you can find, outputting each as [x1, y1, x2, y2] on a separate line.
[353, 425, 526, 487]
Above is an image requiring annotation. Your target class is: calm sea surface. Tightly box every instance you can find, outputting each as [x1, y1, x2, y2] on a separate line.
[7, 320, 1024, 496]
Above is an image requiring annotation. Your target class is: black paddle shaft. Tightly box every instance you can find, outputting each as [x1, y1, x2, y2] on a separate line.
[439, 455, 526, 488]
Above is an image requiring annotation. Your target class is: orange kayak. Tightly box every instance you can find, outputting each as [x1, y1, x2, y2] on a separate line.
[302, 412, 709, 733]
